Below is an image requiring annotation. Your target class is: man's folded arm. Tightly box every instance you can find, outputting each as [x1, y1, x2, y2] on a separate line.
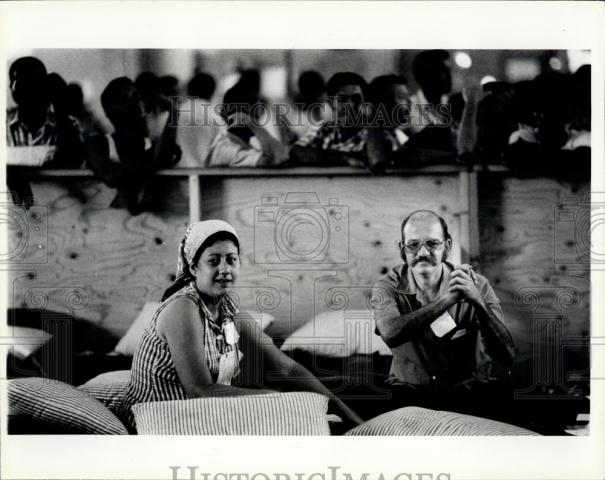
[372, 281, 458, 348]
[473, 293, 516, 366]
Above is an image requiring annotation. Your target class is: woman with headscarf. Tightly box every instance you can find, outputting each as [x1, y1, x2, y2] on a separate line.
[124, 220, 363, 431]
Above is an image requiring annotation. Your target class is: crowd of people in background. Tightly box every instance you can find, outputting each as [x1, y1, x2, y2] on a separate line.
[6, 50, 591, 212]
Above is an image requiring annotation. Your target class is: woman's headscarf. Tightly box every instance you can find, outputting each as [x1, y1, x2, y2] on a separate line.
[162, 220, 240, 301]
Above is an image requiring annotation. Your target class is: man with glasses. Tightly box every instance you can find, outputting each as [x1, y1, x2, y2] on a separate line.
[371, 210, 516, 420]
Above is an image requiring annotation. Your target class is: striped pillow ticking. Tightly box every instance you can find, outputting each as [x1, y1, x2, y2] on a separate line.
[132, 391, 330, 435]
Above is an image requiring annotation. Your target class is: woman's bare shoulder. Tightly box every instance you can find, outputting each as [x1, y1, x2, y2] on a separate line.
[156, 296, 201, 341]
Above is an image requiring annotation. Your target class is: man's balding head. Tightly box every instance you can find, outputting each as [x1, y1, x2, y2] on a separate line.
[401, 210, 451, 244]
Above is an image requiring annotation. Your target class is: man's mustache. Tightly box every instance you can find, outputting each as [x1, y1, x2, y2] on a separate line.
[411, 256, 437, 266]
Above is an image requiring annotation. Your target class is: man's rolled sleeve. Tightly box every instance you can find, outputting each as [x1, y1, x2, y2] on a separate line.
[371, 275, 409, 340]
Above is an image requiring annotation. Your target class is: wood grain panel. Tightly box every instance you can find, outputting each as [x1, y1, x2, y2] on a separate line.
[8, 178, 189, 336]
[7, 173, 590, 381]
[8, 175, 459, 338]
[478, 174, 590, 385]
[198, 175, 462, 336]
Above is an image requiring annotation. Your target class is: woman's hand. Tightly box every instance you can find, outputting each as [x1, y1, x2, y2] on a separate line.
[329, 396, 364, 430]
[236, 313, 365, 427]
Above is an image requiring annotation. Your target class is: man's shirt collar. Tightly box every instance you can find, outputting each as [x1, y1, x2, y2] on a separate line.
[398, 261, 454, 303]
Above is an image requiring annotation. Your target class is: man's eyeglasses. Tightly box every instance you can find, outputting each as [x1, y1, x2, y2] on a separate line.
[402, 239, 445, 253]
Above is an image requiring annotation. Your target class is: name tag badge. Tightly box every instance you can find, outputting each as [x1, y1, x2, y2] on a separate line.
[223, 322, 239, 346]
[430, 311, 457, 338]
[217, 349, 242, 385]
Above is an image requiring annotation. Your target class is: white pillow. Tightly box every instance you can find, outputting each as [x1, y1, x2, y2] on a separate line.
[114, 302, 161, 356]
[132, 391, 329, 435]
[345, 407, 540, 436]
[114, 302, 275, 356]
[280, 310, 391, 358]
[8, 326, 52, 359]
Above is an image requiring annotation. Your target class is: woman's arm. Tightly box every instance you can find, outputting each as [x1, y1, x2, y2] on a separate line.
[157, 299, 274, 398]
[277, 360, 364, 428]
[236, 314, 364, 428]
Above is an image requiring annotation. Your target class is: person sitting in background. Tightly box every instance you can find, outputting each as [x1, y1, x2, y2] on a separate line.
[160, 75, 180, 99]
[407, 50, 456, 152]
[205, 84, 288, 167]
[7, 59, 83, 164]
[233, 68, 290, 145]
[366, 73, 458, 170]
[372, 210, 516, 422]
[46, 72, 69, 120]
[44, 71, 86, 168]
[134, 71, 179, 143]
[135, 72, 171, 114]
[456, 82, 516, 163]
[176, 72, 220, 167]
[556, 65, 590, 180]
[367, 74, 413, 152]
[507, 72, 572, 152]
[6, 57, 84, 206]
[85, 77, 181, 214]
[237, 68, 273, 120]
[361, 74, 416, 171]
[502, 81, 544, 177]
[562, 65, 590, 152]
[284, 70, 331, 142]
[505, 80, 538, 145]
[504, 70, 588, 180]
[290, 72, 384, 169]
[65, 82, 106, 139]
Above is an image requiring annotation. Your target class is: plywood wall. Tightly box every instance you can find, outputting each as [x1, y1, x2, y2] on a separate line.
[7, 175, 460, 334]
[478, 175, 590, 389]
[6, 174, 590, 383]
